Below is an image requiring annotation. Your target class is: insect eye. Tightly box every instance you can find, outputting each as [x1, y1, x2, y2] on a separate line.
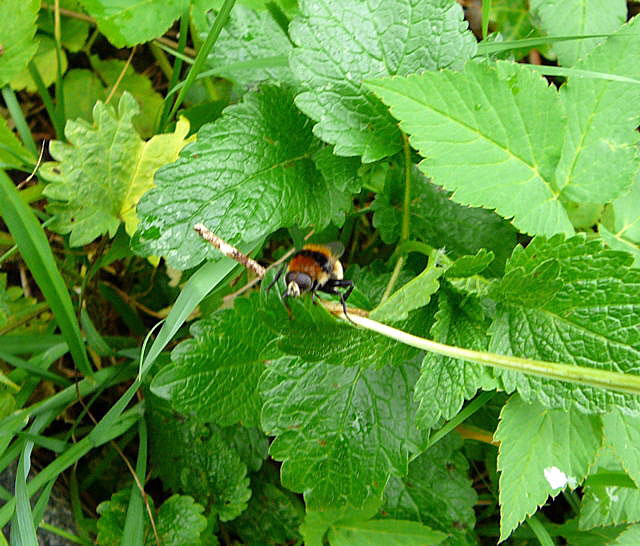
[285, 272, 312, 292]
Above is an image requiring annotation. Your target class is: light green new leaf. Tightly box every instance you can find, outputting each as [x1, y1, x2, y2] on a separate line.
[415, 290, 496, 429]
[490, 235, 640, 414]
[530, 0, 626, 66]
[151, 296, 278, 427]
[148, 397, 251, 521]
[600, 179, 640, 266]
[290, 0, 476, 162]
[555, 16, 640, 203]
[197, 4, 294, 87]
[42, 93, 191, 246]
[329, 520, 446, 546]
[78, 0, 189, 47]
[368, 61, 573, 237]
[579, 449, 640, 530]
[10, 36, 68, 92]
[133, 85, 351, 269]
[603, 410, 640, 487]
[495, 395, 602, 541]
[382, 433, 477, 543]
[0, 0, 39, 87]
[260, 357, 428, 509]
[370, 265, 442, 322]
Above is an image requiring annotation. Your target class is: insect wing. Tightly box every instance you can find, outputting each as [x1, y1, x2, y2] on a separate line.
[324, 241, 345, 259]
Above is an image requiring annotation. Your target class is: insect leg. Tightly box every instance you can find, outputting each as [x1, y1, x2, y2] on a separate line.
[267, 263, 286, 292]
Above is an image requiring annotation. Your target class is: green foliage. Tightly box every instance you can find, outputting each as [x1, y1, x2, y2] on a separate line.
[0, 0, 39, 87]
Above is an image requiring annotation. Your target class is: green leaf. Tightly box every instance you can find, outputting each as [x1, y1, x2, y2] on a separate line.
[42, 93, 191, 246]
[198, 4, 294, 87]
[530, 0, 626, 67]
[61, 69, 106, 124]
[489, 235, 640, 413]
[579, 449, 640, 530]
[495, 395, 602, 541]
[78, 0, 189, 47]
[227, 465, 304, 546]
[445, 249, 495, 279]
[147, 396, 251, 521]
[260, 356, 428, 509]
[290, 0, 476, 162]
[220, 424, 269, 473]
[371, 164, 517, 275]
[555, 16, 640, 204]
[0, 273, 48, 334]
[90, 56, 165, 138]
[151, 295, 278, 426]
[381, 433, 478, 544]
[0, 114, 32, 169]
[260, 288, 430, 368]
[489, 0, 540, 60]
[613, 525, 640, 545]
[329, 519, 446, 545]
[600, 179, 640, 267]
[38, 0, 90, 52]
[96, 489, 207, 546]
[415, 290, 496, 429]
[10, 35, 68, 92]
[0, 0, 39, 87]
[133, 85, 351, 269]
[368, 61, 574, 237]
[603, 410, 640, 487]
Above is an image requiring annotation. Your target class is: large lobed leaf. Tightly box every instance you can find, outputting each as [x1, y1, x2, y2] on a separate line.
[489, 235, 640, 414]
[42, 93, 190, 246]
[495, 395, 602, 541]
[290, 0, 476, 162]
[260, 356, 428, 509]
[133, 85, 352, 269]
[368, 61, 573, 237]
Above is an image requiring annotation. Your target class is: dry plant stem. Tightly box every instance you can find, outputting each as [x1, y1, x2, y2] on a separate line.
[105, 46, 136, 104]
[194, 223, 266, 277]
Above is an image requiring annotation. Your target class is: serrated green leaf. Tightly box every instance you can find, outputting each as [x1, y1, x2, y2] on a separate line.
[368, 61, 574, 237]
[260, 287, 431, 368]
[0, 274, 48, 334]
[220, 424, 269, 473]
[600, 179, 640, 267]
[445, 249, 495, 279]
[415, 290, 496, 429]
[42, 93, 191, 246]
[489, 234, 640, 413]
[78, 0, 188, 47]
[0, 0, 39, 87]
[495, 395, 602, 541]
[227, 465, 304, 546]
[372, 164, 516, 275]
[381, 433, 477, 545]
[613, 525, 640, 545]
[555, 16, 640, 203]
[0, 115, 32, 169]
[260, 357, 428, 509]
[579, 449, 640, 530]
[133, 85, 351, 269]
[329, 519, 446, 545]
[603, 410, 640, 487]
[196, 4, 294, 87]
[90, 56, 165, 138]
[530, 0, 626, 66]
[290, 0, 476, 162]
[151, 296, 278, 426]
[10, 35, 68, 92]
[96, 489, 207, 546]
[147, 396, 251, 521]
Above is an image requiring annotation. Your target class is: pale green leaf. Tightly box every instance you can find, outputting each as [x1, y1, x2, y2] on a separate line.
[329, 519, 446, 545]
[495, 395, 602, 541]
[370, 265, 442, 322]
[603, 410, 640, 487]
[530, 0, 626, 66]
[368, 61, 574, 237]
[42, 93, 191, 246]
[415, 290, 496, 429]
[10, 36, 68, 92]
[151, 296, 278, 426]
[260, 357, 428, 509]
[0, 0, 39, 87]
[555, 16, 640, 203]
[489, 235, 640, 414]
[612, 525, 640, 545]
[78, 0, 189, 47]
[290, 0, 476, 162]
[133, 85, 351, 269]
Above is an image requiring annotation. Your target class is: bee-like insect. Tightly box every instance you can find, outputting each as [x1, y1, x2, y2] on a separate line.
[269, 242, 354, 321]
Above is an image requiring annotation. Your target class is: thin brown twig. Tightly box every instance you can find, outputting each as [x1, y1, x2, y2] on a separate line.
[17, 141, 46, 189]
[105, 46, 136, 104]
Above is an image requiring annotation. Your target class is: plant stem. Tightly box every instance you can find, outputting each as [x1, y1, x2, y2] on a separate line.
[1, 87, 37, 157]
